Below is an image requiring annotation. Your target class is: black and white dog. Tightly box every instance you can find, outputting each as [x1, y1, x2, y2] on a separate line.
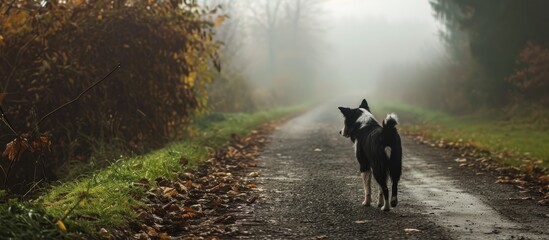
[338, 99, 402, 211]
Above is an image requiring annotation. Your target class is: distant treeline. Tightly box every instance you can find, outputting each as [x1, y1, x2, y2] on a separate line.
[386, 0, 549, 112]
[205, 0, 326, 112]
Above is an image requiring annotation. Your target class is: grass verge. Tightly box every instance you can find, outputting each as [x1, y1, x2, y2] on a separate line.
[1, 106, 300, 238]
[377, 103, 549, 169]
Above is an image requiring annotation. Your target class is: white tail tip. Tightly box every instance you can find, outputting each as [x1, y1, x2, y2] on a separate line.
[384, 146, 392, 159]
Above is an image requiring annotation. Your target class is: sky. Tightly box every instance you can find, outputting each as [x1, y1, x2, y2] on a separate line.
[320, 0, 443, 93]
[324, 0, 438, 25]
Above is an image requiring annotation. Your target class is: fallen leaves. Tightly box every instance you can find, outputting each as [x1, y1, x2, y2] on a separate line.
[111, 121, 280, 239]
[56, 219, 67, 232]
[161, 187, 179, 198]
[409, 132, 549, 206]
[247, 172, 259, 178]
[179, 157, 189, 166]
[539, 175, 549, 185]
[537, 198, 549, 206]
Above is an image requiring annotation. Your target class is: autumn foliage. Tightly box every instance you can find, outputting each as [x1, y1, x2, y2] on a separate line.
[0, 0, 221, 190]
[507, 42, 549, 104]
[406, 0, 549, 110]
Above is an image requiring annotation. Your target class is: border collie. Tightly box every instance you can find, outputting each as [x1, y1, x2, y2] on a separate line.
[338, 99, 402, 211]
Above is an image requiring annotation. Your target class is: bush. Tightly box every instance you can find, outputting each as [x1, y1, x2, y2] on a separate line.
[208, 73, 256, 113]
[0, 0, 220, 191]
[507, 42, 549, 105]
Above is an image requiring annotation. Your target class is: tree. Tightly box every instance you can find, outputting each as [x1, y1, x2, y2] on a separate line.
[0, 0, 221, 190]
[201, 0, 257, 112]
[246, 0, 285, 86]
[507, 42, 549, 104]
[245, 0, 324, 103]
[430, 0, 549, 106]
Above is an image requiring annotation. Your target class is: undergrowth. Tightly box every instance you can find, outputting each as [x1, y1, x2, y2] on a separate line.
[377, 103, 549, 169]
[0, 200, 71, 240]
[0, 107, 299, 238]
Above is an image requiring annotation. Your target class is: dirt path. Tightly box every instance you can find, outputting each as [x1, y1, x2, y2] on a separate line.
[237, 101, 549, 239]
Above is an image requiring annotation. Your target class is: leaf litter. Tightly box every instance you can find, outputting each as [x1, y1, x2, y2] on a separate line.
[409, 133, 549, 206]
[110, 120, 284, 239]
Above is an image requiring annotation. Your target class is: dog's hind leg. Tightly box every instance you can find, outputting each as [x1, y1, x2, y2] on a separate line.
[361, 170, 372, 206]
[389, 143, 402, 208]
[390, 174, 400, 207]
[377, 185, 384, 208]
[390, 181, 398, 207]
[374, 173, 390, 211]
[389, 163, 401, 207]
[380, 182, 390, 211]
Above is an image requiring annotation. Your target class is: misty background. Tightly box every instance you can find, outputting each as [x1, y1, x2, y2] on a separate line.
[206, 0, 444, 110]
[206, 0, 548, 114]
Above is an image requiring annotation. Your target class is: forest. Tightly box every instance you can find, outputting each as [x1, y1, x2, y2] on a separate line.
[0, 0, 548, 239]
[390, 0, 549, 112]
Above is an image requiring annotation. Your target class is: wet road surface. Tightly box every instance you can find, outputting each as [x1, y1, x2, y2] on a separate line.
[238, 101, 549, 239]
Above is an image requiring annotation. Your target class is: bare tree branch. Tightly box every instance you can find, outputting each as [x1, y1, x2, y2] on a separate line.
[36, 63, 121, 128]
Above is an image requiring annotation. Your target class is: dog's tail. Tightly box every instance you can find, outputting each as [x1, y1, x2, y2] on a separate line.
[382, 113, 398, 129]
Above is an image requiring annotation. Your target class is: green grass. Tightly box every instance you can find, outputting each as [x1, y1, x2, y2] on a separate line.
[0, 200, 71, 240]
[0, 106, 299, 238]
[377, 103, 549, 169]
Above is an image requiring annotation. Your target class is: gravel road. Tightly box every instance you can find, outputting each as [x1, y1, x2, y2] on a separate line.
[237, 100, 549, 240]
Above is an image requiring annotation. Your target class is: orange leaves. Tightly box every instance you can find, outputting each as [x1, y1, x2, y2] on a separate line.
[124, 121, 278, 238]
[2, 138, 30, 161]
[2, 135, 52, 161]
[509, 42, 549, 89]
[180, 206, 199, 219]
[184, 72, 197, 88]
[1, 10, 31, 32]
[539, 175, 549, 185]
[507, 42, 549, 102]
[214, 15, 226, 27]
[71, 0, 86, 6]
[0, 0, 221, 185]
[33, 136, 52, 152]
[162, 187, 178, 198]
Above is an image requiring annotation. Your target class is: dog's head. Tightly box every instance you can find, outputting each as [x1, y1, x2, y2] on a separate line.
[338, 99, 375, 141]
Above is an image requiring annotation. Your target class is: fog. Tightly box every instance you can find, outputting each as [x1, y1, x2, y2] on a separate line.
[203, 0, 445, 108]
[322, 0, 443, 94]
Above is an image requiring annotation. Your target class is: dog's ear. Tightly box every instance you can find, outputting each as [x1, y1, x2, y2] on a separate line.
[359, 99, 370, 111]
[338, 107, 350, 116]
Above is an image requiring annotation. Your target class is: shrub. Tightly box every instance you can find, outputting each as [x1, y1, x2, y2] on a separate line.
[507, 42, 549, 105]
[0, 0, 221, 191]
